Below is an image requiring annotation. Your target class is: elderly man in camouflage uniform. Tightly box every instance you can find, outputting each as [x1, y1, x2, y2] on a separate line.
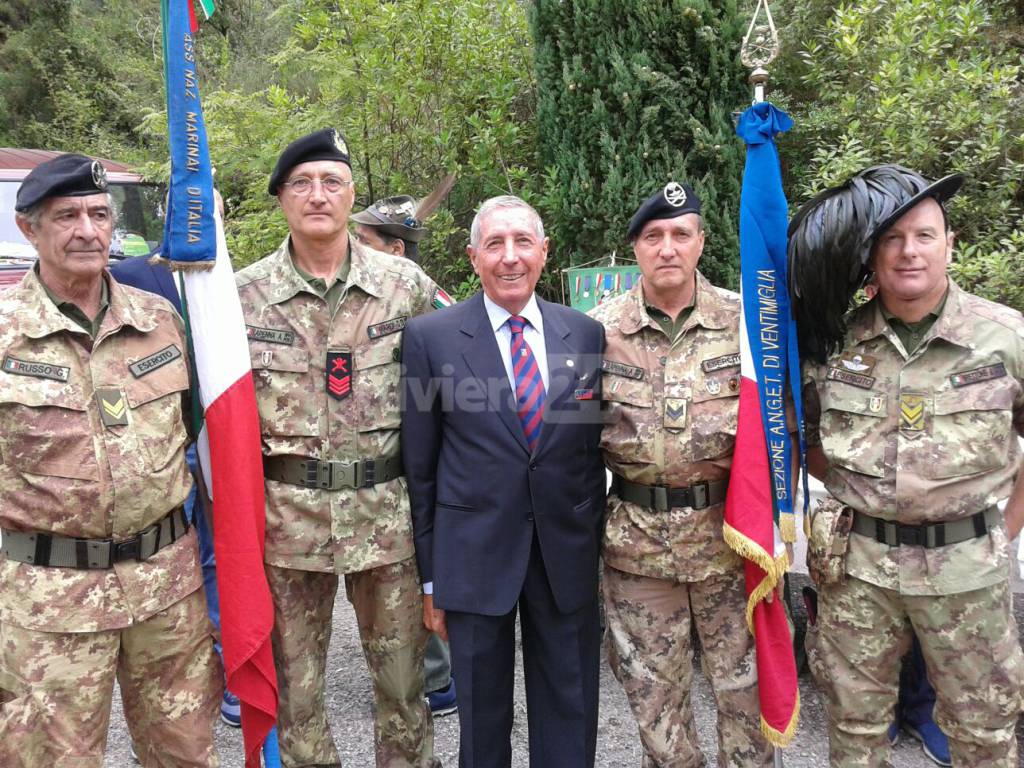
[236, 129, 446, 768]
[0, 154, 221, 767]
[590, 182, 773, 768]
[797, 165, 1024, 766]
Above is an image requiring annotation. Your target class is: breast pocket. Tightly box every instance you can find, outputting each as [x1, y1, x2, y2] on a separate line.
[354, 341, 402, 431]
[601, 375, 655, 464]
[926, 384, 1014, 479]
[0, 378, 97, 480]
[123, 357, 190, 472]
[250, 347, 320, 437]
[819, 386, 887, 478]
[690, 372, 740, 461]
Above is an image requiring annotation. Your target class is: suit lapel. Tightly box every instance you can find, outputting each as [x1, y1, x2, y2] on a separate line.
[460, 293, 530, 454]
[535, 299, 577, 454]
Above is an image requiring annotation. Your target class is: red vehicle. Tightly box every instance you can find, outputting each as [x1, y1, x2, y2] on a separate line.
[0, 148, 164, 290]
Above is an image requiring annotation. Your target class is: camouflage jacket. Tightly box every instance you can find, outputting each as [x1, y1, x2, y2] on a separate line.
[0, 269, 200, 632]
[804, 280, 1024, 595]
[236, 237, 440, 574]
[590, 272, 743, 581]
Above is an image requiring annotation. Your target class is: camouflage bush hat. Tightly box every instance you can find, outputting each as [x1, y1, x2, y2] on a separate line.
[16, 153, 108, 212]
[268, 128, 351, 195]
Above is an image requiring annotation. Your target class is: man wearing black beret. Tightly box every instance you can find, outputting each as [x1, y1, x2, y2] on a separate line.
[0, 153, 221, 765]
[589, 182, 774, 766]
[236, 129, 443, 767]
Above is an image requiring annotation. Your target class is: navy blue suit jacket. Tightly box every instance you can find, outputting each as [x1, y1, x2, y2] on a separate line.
[402, 292, 605, 616]
[109, 255, 181, 311]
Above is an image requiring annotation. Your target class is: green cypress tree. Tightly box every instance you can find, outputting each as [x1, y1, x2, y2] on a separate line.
[530, 0, 749, 288]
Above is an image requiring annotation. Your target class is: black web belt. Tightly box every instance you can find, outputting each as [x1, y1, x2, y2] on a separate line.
[851, 506, 1001, 548]
[611, 474, 728, 512]
[1, 506, 189, 570]
[263, 454, 403, 491]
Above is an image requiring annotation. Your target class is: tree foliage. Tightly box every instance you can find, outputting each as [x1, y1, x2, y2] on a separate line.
[776, 0, 1024, 310]
[530, 0, 749, 289]
[189, 0, 535, 296]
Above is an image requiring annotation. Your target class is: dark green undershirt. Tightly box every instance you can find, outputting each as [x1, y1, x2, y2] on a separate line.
[37, 264, 109, 337]
[881, 290, 948, 355]
[293, 248, 351, 314]
[646, 305, 694, 342]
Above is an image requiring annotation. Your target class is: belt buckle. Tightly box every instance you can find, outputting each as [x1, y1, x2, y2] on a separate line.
[322, 460, 358, 490]
[362, 460, 376, 488]
[897, 523, 924, 547]
[691, 480, 710, 510]
[651, 486, 670, 512]
[113, 538, 141, 563]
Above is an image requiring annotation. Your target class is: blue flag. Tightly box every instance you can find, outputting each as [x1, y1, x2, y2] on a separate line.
[161, 0, 216, 266]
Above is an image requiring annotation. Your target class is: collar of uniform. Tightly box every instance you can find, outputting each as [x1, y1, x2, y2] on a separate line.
[850, 279, 970, 350]
[346, 238, 385, 298]
[10, 266, 156, 339]
[483, 292, 543, 334]
[263, 235, 385, 305]
[619, 270, 728, 335]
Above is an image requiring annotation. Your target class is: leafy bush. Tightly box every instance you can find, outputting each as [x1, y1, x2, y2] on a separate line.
[776, 0, 1024, 310]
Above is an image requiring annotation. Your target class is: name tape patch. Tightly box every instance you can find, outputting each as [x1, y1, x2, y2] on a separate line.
[950, 362, 1007, 388]
[602, 360, 645, 380]
[129, 345, 182, 378]
[367, 316, 408, 340]
[246, 325, 295, 346]
[2, 355, 70, 382]
[701, 353, 741, 373]
[826, 367, 875, 389]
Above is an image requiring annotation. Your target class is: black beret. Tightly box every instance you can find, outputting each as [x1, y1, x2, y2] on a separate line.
[15, 153, 109, 212]
[268, 128, 351, 195]
[626, 181, 702, 240]
[350, 195, 426, 243]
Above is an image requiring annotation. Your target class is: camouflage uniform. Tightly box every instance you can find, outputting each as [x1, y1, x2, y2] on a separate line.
[236, 237, 442, 768]
[590, 273, 772, 768]
[803, 281, 1024, 767]
[0, 269, 221, 767]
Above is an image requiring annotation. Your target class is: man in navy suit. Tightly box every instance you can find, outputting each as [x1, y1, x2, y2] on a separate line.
[401, 196, 606, 768]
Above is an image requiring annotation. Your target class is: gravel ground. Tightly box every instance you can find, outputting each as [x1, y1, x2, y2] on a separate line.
[103, 569, 1024, 767]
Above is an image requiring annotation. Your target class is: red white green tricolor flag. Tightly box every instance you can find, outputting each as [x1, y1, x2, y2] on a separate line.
[161, 2, 278, 766]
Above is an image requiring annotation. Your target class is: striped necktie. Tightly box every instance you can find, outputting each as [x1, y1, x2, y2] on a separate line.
[508, 315, 546, 451]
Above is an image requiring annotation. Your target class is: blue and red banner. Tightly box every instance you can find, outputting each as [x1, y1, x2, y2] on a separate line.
[723, 101, 802, 745]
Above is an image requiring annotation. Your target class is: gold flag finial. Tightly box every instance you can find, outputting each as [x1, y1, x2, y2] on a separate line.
[741, 0, 780, 103]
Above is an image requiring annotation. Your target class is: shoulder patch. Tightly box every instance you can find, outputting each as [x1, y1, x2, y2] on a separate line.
[826, 367, 875, 389]
[700, 353, 740, 373]
[432, 287, 453, 309]
[246, 325, 295, 346]
[367, 316, 408, 340]
[602, 359, 645, 380]
[129, 345, 183, 378]
[2, 355, 70, 382]
[950, 362, 1007, 388]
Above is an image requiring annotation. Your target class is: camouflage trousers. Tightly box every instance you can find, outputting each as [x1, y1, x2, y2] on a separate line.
[0, 588, 221, 768]
[807, 575, 1024, 767]
[266, 558, 439, 768]
[604, 565, 773, 768]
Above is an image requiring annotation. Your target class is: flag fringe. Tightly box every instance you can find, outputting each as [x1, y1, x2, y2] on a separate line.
[148, 255, 217, 272]
[761, 692, 800, 747]
[722, 522, 789, 635]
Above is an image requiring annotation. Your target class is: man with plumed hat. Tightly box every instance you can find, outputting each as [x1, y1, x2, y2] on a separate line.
[792, 164, 1024, 766]
[589, 182, 774, 767]
[235, 129, 444, 767]
[0, 154, 221, 765]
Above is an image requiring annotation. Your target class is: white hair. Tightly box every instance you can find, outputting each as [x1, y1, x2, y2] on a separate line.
[469, 195, 545, 247]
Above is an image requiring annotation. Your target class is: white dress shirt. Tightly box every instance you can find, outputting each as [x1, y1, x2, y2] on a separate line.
[483, 292, 549, 393]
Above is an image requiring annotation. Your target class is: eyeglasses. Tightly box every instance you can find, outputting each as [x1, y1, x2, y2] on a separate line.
[281, 176, 354, 196]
